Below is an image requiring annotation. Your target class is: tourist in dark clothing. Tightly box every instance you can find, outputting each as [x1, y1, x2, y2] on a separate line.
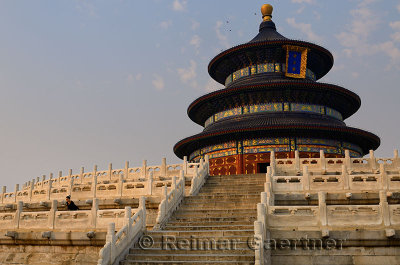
[66, 196, 79, 210]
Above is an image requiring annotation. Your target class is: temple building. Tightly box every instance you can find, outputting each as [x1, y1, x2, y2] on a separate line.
[174, 4, 380, 176]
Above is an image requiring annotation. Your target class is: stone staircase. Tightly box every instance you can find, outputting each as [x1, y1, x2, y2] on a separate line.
[120, 174, 265, 265]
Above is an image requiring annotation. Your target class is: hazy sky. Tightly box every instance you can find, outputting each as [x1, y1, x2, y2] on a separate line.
[0, 0, 399, 189]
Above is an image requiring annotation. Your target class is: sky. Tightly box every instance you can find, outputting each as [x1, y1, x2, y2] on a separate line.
[0, 0, 399, 190]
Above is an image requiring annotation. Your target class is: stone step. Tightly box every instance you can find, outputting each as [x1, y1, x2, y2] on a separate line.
[166, 220, 254, 226]
[123, 253, 255, 262]
[179, 204, 257, 211]
[173, 209, 257, 218]
[185, 194, 261, 202]
[200, 186, 264, 191]
[197, 189, 264, 198]
[182, 200, 260, 206]
[181, 201, 258, 207]
[207, 174, 265, 179]
[170, 216, 256, 223]
[129, 249, 254, 255]
[139, 234, 255, 242]
[132, 239, 253, 250]
[148, 230, 255, 237]
[163, 225, 254, 231]
[204, 179, 265, 184]
[120, 260, 254, 265]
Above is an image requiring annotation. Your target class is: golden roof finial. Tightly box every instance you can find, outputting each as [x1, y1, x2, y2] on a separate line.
[261, 4, 273, 22]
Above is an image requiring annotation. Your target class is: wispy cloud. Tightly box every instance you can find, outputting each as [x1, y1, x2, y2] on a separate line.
[159, 20, 172, 29]
[126, 73, 142, 84]
[286, 18, 322, 42]
[292, 0, 314, 4]
[336, 0, 400, 67]
[177, 60, 197, 88]
[190, 35, 201, 50]
[215, 21, 229, 49]
[76, 0, 98, 18]
[390, 21, 400, 43]
[152, 74, 165, 91]
[172, 0, 187, 12]
[191, 20, 200, 31]
[204, 78, 223, 92]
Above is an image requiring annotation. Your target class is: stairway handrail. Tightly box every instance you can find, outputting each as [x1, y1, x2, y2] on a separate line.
[97, 197, 146, 265]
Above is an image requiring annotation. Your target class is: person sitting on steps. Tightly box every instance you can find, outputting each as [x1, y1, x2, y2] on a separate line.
[66, 195, 79, 211]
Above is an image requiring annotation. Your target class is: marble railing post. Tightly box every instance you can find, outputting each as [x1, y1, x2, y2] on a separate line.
[318, 191, 328, 237]
[295, 150, 300, 173]
[345, 150, 351, 173]
[29, 180, 34, 202]
[381, 163, 388, 190]
[42, 175, 46, 182]
[303, 166, 310, 191]
[270, 151, 276, 175]
[124, 161, 129, 180]
[261, 192, 268, 205]
[393, 149, 399, 168]
[118, 173, 124, 198]
[1, 186, 6, 203]
[161, 158, 167, 177]
[93, 165, 98, 183]
[92, 198, 99, 229]
[124, 206, 132, 230]
[68, 179, 74, 196]
[320, 150, 326, 173]
[369, 150, 377, 171]
[108, 163, 113, 181]
[266, 166, 272, 184]
[264, 182, 274, 206]
[14, 184, 19, 203]
[139, 196, 146, 230]
[68, 169, 72, 182]
[48, 200, 57, 229]
[342, 164, 349, 190]
[92, 175, 98, 199]
[47, 177, 53, 200]
[15, 201, 23, 229]
[254, 220, 264, 265]
[80, 167, 84, 184]
[148, 172, 153, 195]
[163, 185, 168, 216]
[106, 223, 116, 263]
[183, 156, 188, 175]
[142, 160, 147, 179]
[172, 176, 177, 190]
[379, 191, 394, 237]
[257, 203, 266, 238]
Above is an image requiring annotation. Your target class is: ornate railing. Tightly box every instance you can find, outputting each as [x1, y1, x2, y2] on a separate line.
[0, 157, 202, 205]
[0, 199, 138, 231]
[156, 156, 209, 228]
[97, 197, 146, 265]
[96, 156, 209, 265]
[254, 149, 400, 265]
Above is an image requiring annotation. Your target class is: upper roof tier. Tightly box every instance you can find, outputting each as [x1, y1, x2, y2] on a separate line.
[208, 4, 334, 85]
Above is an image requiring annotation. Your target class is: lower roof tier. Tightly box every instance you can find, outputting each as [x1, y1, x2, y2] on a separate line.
[188, 137, 361, 164]
[173, 120, 380, 159]
[188, 77, 361, 126]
